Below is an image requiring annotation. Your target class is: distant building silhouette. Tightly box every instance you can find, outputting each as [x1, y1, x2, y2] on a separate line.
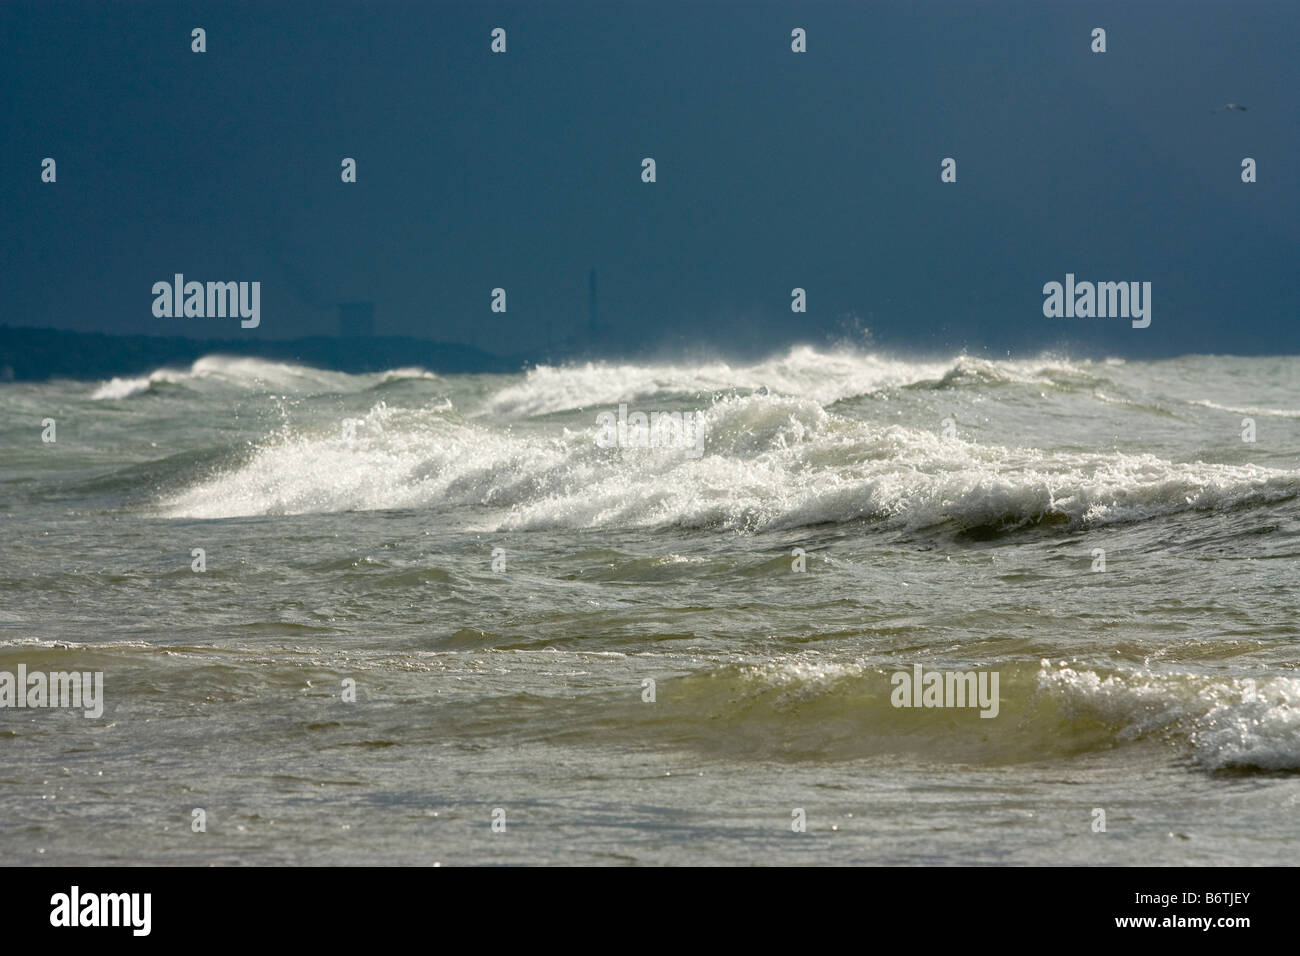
[338, 301, 375, 337]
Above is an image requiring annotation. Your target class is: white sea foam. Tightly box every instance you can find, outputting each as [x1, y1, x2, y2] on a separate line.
[1039, 662, 1300, 770]
[156, 388, 1299, 529]
[91, 368, 203, 399]
[1190, 399, 1300, 419]
[484, 347, 1093, 417]
[91, 355, 435, 400]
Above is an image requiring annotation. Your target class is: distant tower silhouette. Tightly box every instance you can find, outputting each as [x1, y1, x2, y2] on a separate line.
[588, 268, 599, 346]
[338, 301, 375, 337]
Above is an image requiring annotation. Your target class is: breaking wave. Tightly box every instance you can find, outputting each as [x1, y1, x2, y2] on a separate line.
[91, 355, 437, 400]
[571, 659, 1300, 770]
[155, 388, 1299, 529]
[485, 346, 1104, 416]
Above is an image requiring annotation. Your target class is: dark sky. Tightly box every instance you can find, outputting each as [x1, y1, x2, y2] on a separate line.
[2, 0, 1296, 358]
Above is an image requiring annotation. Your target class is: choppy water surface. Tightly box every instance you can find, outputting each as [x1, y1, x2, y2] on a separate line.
[1, 348, 1298, 864]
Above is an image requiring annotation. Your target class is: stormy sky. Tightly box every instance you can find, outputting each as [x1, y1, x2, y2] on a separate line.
[2, 0, 1296, 358]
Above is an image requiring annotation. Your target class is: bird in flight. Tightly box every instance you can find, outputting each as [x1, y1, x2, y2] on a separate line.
[1211, 103, 1248, 112]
